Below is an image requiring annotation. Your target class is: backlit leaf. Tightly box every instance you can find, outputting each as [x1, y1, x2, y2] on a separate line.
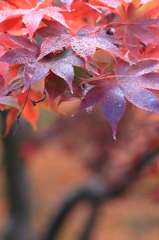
[75, 59, 159, 138]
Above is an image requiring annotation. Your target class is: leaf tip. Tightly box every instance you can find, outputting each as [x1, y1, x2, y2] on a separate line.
[112, 127, 117, 140]
[113, 133, 116, 140]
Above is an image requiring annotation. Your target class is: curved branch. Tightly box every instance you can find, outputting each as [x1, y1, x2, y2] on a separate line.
[43, 145, 159, 240]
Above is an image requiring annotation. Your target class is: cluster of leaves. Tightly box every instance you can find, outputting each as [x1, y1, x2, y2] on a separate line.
[1, 0, 159, 139]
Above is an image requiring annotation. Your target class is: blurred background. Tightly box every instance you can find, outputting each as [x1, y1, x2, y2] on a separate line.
[1, 100, 159, 240]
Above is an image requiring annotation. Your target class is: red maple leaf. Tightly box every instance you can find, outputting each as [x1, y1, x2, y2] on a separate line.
[114, 0, 159, 59]
[62, 1, 98, 32]
[0, 4, 68, 38]
[3, 0, 37, 9]
[74, 59, 159, 139]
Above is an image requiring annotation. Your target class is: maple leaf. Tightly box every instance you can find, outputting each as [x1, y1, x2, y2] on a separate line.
[71, 25, 130, 64]
[0, 5, 68, 38]
[39, 25, 129, 64]
[115, 0, 159, 59]
[74, 59, 159, 139]
[24, 50, 86, 92]
[0, 38, 86, 93]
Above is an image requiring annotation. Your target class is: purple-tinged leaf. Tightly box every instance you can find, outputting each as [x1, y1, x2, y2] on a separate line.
[74, 86, 106, 114]
[75, 59, 159, 138]
[0, 33, 39, 52]
[23, 62, 49, 90]
[43, 19, 68, 33]
[0, 48, 39, 64]
[127, 59, 159, 77]
[38, 34, 70, 60]
[37, 20, 68, 40]
[70, 25, 129, 64]
[23, 50, 86, 91]
[123, 73, 159, 90]
[120, 85, 159, 113]
[71, 35, 96, 63]
[115, 59, 159, 78]
[101, 86, 126, 140]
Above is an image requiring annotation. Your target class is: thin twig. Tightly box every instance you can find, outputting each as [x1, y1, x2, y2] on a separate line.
[13, 85, 31, 139]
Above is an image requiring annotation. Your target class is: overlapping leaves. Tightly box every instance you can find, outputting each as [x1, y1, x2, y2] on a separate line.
[0, 4, 68, 38]
[39, 25, 128, 64]
[1, 0, 159, 138]
[0, 34, 86, 92]
[75, 59, 159, 139]
[115, 0, 159, 59]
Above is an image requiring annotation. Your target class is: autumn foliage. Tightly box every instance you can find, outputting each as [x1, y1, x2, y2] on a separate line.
[1, 0, 159, 139]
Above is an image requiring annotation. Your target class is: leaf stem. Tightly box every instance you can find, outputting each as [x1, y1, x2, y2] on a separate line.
[30, 87, 46, 106]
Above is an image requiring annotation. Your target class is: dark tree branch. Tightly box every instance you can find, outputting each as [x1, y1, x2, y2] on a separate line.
[79, 202, 99, 240]
[1, 111, 34, 240]
[43, 145, 159, 240]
